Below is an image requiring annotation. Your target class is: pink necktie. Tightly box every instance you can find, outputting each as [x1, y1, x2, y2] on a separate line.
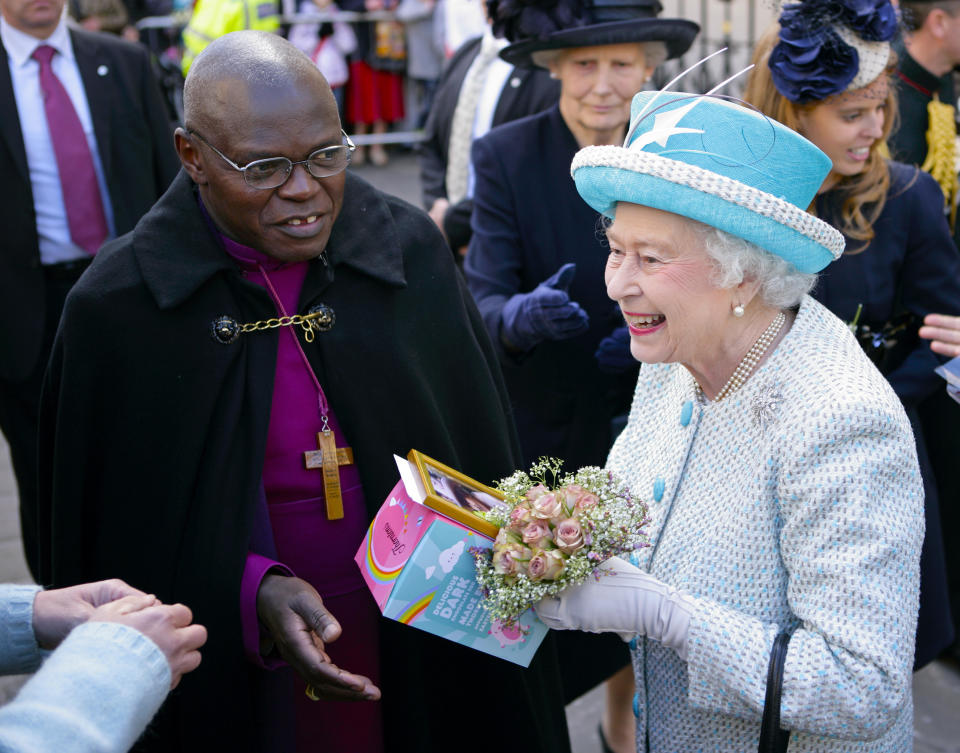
[32, 44, 108, 256]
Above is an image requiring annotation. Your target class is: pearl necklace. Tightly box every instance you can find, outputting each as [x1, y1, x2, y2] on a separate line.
[698, 311, 786, 402]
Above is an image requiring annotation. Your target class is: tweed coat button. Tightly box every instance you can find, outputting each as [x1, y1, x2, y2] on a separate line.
[680, 399, 693, 426]
[653, 478, 665, 502]
[629, 637, 638, 651]
[629, 551, 640, 567]
[633, 692, 640, 718]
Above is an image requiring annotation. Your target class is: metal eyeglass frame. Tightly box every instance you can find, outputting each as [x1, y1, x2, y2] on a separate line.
[189, 129, 356, 189]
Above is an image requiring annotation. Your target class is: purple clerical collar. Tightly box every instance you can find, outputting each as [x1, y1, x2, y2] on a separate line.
[196, 193, 292, 272]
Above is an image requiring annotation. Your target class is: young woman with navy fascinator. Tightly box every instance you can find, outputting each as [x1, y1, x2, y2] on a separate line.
[744, 0, 960, 671]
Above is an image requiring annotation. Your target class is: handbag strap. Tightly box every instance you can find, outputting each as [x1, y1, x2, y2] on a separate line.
[758, 626, 795, 753]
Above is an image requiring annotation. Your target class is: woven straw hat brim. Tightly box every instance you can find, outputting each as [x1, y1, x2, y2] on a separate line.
[572, 146, 845, 274]
[499, 19, 700, 68]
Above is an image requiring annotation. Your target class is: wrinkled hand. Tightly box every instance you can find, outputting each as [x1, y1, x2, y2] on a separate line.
[920, 313, 960, 358]
[91, 596, 207, 689]
[535, 557, 697, 660]
[257, 575, 380, 701]
[32, 579, 151, 650]
[595, 326, 637, 374]
[500, 263, 590, 352]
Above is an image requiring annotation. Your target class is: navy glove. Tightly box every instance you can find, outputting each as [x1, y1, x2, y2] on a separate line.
[595, 326, 637, 374]
[500, 263, 590, 352]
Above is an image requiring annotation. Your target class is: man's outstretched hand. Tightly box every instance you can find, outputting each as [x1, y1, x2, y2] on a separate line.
[256, 574, 381, 702]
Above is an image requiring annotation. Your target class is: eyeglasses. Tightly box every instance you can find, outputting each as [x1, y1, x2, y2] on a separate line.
[189, 130, 356, 189]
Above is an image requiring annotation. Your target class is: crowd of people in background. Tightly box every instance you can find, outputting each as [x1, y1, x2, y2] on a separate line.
[2, 0, 960, 752]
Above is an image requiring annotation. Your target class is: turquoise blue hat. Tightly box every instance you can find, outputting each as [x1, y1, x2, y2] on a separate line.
[571, 90, 845, 273]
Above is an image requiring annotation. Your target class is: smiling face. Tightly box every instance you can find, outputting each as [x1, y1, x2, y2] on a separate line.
[604, 202, 739, 374]
[177, 74, 345, 263]
[795, 77, 888, 192]
[549, 42, 655, 146]
[0, 0, 65, 38]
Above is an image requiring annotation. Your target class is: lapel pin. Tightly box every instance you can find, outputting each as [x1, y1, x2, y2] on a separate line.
[510, 77, 521, 88]
[97, 65, 108, 76]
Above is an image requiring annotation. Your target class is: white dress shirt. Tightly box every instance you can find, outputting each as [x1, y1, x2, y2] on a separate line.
[465, 32, 510, 199]
[1, 16, 115, 264]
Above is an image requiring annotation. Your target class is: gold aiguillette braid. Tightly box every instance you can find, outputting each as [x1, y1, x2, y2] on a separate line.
[921, 95, 959, 230]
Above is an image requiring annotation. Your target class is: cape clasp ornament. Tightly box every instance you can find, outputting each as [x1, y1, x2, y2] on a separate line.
[210, 305, 335, 345]
[211, 315, 241, 344]
[307, 303, 335, 332]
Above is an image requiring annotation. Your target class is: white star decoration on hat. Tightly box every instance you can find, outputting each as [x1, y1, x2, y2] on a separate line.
[629, 99, 704, 150]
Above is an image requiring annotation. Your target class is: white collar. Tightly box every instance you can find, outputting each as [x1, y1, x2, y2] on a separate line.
[1, 16, 74, 69]
[480, 27, 508, 57]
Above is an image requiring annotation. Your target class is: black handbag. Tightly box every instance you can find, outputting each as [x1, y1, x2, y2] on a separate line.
[758, 627, 795, 753]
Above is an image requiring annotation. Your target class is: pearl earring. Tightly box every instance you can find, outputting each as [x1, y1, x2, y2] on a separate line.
[733, 304, 745, 318]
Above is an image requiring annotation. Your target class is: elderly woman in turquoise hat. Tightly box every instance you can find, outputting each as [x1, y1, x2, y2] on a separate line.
[535, 88, 924, 752]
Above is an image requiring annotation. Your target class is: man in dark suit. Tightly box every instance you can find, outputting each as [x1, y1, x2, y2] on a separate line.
[0, 0, 178, 577]
[419, 26, 559, 257]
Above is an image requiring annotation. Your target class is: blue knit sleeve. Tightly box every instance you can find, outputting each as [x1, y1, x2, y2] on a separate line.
[0, 585, 43, 675]
[0, 621, 170, 753]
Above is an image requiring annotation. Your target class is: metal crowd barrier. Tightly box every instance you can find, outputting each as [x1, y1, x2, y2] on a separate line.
[136, 10, 430, 145]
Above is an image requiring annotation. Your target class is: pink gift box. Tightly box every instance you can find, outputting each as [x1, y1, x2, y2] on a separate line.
[355, 478, 548, 666]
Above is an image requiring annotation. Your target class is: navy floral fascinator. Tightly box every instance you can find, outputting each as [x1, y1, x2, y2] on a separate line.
[487, 0, 699, 67]
[770, 0, 898, 103]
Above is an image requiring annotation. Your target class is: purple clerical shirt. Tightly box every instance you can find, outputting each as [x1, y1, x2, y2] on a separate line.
[205, 204, 384, 751]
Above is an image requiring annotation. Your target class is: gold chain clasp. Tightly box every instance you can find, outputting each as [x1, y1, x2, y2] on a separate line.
[211, 305, 335, 345]
[239, 312, 324, 342]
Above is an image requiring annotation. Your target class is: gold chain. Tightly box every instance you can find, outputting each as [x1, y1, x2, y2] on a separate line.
[238, 311, 329, 343]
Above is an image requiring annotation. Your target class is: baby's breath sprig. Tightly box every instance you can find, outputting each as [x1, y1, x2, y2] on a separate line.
[473, 458, 648, 626]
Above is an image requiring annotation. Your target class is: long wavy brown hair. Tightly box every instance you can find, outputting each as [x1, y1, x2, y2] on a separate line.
[742, 25, 897, 251]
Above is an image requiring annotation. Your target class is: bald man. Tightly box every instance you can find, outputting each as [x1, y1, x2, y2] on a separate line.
[36, 31, 569, 753]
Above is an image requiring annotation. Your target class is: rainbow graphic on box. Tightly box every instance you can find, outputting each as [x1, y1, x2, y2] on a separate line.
[355, 480, 547, 666]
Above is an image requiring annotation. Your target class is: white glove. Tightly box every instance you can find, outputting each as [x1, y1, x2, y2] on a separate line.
[534, 556, 698, 660]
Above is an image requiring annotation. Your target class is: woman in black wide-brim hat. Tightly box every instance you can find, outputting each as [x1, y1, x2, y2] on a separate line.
[462, 2, 696, 751]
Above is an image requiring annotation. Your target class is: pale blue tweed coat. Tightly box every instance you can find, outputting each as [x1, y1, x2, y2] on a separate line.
[608, 296, 924, 752]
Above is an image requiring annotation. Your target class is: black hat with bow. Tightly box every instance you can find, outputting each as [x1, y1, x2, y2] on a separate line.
[490, 0, 699, 67]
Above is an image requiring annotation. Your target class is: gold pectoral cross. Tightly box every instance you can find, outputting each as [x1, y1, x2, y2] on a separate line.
[303, 430, 354, 520]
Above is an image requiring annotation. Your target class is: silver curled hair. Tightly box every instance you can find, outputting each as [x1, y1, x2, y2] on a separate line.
[595, 214, 816, 309]
[697, 224, 816, 309]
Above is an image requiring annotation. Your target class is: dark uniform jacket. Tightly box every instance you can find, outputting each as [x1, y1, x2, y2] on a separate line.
[890, 47, 960, 661]
[813, 161, 960, 668]
[889, 45, 957, 168]
[37, 171, 570, 753]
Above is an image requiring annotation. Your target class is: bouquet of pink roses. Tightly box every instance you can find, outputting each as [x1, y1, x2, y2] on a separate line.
[472, 458, 648, 626]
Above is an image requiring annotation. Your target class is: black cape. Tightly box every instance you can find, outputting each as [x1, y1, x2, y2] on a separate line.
[37, 171, 569, 753]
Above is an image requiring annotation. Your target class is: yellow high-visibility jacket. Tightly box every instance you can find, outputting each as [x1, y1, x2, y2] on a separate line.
[181, 0, 281, 75]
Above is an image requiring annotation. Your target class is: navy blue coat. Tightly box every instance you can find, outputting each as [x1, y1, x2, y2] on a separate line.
[464, 104, 635, 698]
[464, 105, 639, 472]
[813, 161, 960, 668]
